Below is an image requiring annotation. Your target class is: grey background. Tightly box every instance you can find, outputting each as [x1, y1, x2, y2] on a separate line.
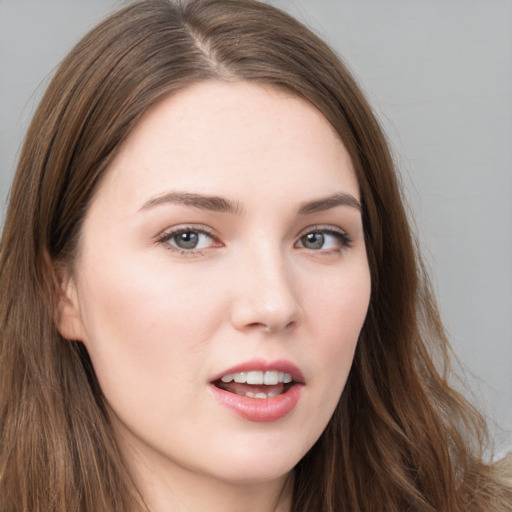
[1, 0, 511, 455]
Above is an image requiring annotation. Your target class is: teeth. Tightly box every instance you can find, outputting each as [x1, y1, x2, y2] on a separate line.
[243, 390, 281, 399]
[233, 373, 246, 383]
[220, 370, 293, 384]
[246, 371, 263, 384]
[264, 371, 278, 385]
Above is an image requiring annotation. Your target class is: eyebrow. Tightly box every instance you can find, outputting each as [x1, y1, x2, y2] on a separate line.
[298, 193, 361, 214]
[140, 191, 361, 215]
[140, 192, 242, 214]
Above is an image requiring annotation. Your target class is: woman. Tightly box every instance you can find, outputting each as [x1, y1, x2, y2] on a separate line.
[0, 0, 510, 511]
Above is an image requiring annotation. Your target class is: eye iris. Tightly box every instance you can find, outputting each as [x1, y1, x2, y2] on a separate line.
[303, 232, 324, 249]
[175, 231, 199, 249]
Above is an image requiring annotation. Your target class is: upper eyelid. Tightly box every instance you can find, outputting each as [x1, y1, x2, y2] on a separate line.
[157, 224, 218, 240]
[296, 224, 349, 237]
[295, 225, 354, 249]
[156, 226, 222, 255]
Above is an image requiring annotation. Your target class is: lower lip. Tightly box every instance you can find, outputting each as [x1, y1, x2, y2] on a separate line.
[209, 384, 303, 422]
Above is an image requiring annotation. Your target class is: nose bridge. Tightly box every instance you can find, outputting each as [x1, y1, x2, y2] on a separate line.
[230, 239, 301, 332]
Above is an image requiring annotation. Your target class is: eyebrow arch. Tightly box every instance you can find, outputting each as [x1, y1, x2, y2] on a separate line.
[140, 192, 242, 214]
[298, 193, 362, 214]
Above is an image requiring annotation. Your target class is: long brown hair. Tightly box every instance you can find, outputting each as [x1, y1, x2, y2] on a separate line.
[0, 1, 510, 511]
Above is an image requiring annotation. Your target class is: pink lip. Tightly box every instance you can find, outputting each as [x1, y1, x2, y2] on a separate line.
[209, 358, 305, 422]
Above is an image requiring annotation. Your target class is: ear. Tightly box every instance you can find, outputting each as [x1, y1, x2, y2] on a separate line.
[50, 258, 85, 342]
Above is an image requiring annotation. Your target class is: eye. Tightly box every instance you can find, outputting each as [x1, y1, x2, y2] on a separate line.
[157, 227, 220, 252]
[296, 227, 352, 252]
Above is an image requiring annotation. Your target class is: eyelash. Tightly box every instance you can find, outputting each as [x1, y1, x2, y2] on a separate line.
[156, 226, 220, 256]
[156, 225, 353, 256]
[295, 226, 353, 254]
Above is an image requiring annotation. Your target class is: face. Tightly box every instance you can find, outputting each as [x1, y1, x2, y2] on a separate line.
[59, 81, 371, 493]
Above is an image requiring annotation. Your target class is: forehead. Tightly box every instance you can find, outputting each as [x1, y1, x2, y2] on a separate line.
[92, 80, 359, 212]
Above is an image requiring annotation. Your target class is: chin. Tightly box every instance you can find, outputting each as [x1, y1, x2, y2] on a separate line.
[194, 435, 312, 486]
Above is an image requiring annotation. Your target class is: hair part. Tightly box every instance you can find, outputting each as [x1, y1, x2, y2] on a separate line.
[0, 1, 510, 511]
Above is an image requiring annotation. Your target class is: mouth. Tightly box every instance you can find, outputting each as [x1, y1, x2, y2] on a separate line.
[213, 370, 295, 399]
[210, 364, 304, 421]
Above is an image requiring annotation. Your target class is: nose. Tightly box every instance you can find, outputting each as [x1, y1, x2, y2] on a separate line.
[229, 247, 302, 334]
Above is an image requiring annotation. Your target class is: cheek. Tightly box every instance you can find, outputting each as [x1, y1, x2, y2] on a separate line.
[305, 262, 370, 385]
[75, 255, 227, 397]
[306, 257, 370, 329]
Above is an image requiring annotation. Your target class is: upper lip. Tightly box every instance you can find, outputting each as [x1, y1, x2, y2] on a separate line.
[210, 358, 305, 384]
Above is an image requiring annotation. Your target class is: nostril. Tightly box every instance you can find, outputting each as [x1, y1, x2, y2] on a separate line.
[245, 319, 296, 333]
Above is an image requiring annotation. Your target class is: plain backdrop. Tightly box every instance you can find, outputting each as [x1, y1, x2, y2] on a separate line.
[1, 0, 511, 456]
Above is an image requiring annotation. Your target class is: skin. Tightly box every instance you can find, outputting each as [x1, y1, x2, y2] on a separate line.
[57, 81, 371, 512]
